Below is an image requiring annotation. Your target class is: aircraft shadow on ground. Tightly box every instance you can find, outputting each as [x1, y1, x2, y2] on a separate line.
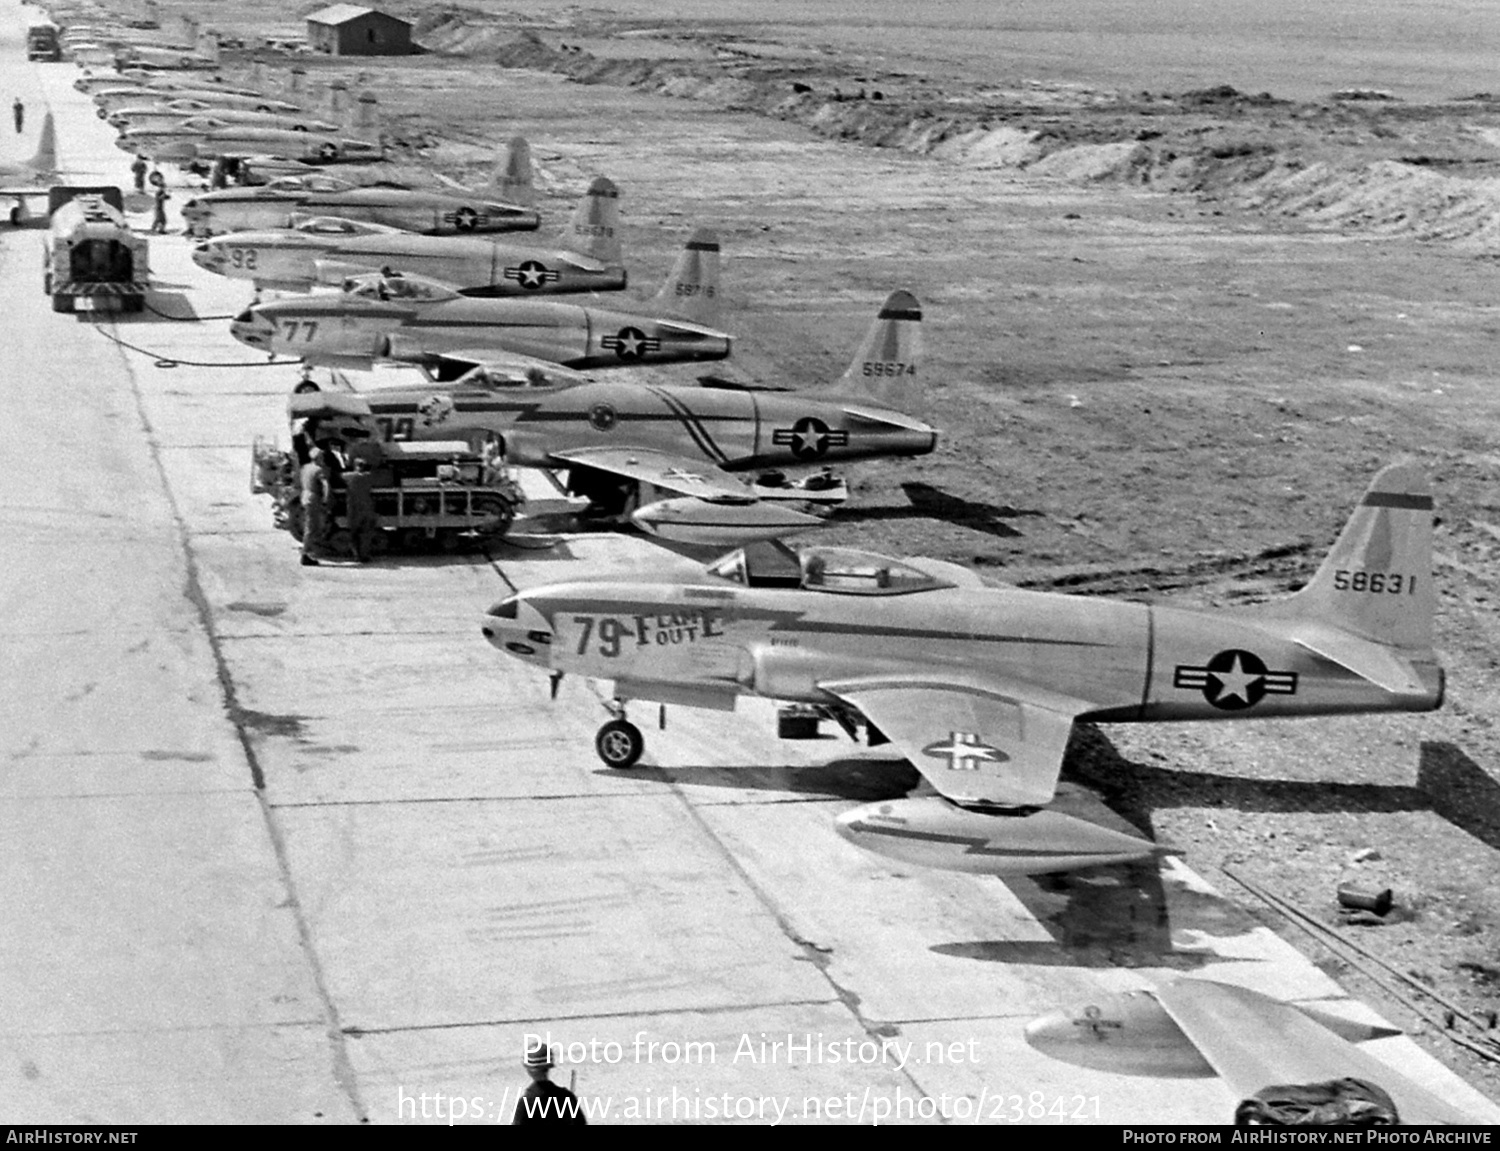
[836, 482, 1045, 539]
[1066, 727, 1500, 855]
[596, 756, 921, 803]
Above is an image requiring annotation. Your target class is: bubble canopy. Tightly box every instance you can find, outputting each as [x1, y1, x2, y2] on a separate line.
[706, 540, 953, 595]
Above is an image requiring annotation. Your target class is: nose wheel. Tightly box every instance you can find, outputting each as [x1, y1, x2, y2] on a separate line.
[595, 717, 644, 769]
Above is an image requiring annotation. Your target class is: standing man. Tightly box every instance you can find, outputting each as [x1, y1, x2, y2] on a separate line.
[300, 447, 329, 567]
[343, 455, 379, 563]
[12, 97, 23, 134]
[150, 182, 170, 234]
[512, 1045, 586, 1125]
[131, 154, 148, 193]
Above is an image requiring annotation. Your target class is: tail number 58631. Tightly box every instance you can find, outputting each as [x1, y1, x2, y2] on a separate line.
[1333, 570, 1415, 594]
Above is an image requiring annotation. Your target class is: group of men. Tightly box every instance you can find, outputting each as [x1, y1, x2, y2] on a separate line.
[296, 435, 381, 566]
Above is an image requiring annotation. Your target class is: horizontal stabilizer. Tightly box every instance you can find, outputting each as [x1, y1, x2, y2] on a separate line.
[1287, 624, 1428, 696]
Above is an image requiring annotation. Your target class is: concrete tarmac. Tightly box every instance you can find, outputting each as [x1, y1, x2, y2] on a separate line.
[2, 2, 1497, 1124]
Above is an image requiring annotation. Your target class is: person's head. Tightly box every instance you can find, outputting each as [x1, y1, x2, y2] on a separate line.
[523, 1045, 553, 1080]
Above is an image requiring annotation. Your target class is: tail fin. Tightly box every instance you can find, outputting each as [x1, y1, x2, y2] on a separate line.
[828, 290, 923, 412]
[29, 112, 57, 176]
[1267, 462, 1434, 652]
[560, 175, 620, 264]
[651, 228, 721, 328]
[490, 136, 534, 208]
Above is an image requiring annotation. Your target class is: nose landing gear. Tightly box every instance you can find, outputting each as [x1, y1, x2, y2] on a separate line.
[595, 701, 644, 769]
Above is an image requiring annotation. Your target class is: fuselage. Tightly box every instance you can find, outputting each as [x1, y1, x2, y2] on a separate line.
[181, 181, 540, 238]
[195, 227, 601, 291]
[231, 294, 729, 371]
[109, 106, 340, 134]
[484, 579, 1443, 723]
[282, 378, 937, 471]
[118, 125, 382, 165]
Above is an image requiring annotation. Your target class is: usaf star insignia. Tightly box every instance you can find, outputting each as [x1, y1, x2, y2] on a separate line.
[921, 731, 1008, 772]
[601, 326, 661, 360]
[771, 416, 850, 461]
[503, 260, 560, 290]
[1174, 649, 1298, 711]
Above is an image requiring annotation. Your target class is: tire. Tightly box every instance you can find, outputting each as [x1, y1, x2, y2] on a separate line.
[52, 293, 73, 313]
[122, 295, 144, 313]
[9, 204, 21, 227]
[292, 380, 321, 394]
[595, 719, 644, 769]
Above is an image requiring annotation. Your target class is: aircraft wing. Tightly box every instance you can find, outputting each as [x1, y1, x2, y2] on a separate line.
[548, 446, 753, 502]
[1153, 980, 1480, 1124]
[821, 674, 1089, 807]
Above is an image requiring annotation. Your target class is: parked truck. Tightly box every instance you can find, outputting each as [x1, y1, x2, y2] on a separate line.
[43, 186, 150, 313]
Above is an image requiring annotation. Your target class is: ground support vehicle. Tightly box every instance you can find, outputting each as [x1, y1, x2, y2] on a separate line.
[252, 437, 524, 553]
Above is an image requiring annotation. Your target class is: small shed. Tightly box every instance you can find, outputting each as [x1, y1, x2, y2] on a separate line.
[305, 4, 411, 56]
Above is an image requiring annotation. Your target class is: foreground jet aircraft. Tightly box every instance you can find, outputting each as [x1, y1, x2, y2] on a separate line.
[193, 176, 617, 292]
[181, 137, 538, 238]
[481, 463, 1442, 874]
[0, 113, 57, 225]
[230, 227, 721, 373]
[272, 290, 932, 542]
[1027, 979, 1482, 1124]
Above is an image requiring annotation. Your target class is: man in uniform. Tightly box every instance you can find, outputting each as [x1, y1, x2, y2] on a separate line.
[12, 97, 23, 134]
[131, 154, 148, 193]
[300, 447, 330, 566]
[344, 455, 379, 563]
[512, 1045, 585, 1125]
[150, 182, 170, 234]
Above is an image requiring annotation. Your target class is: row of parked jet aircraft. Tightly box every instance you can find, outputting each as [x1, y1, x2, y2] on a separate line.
[53, 61, 1449, 913]
[22, 35, 1481, 1121]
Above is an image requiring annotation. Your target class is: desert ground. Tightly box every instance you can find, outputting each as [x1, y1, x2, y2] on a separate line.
[8, 0, 1500, 1122]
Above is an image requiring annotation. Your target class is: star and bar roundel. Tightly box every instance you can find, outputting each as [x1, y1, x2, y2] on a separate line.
[601, 326, 662, 360]
[771, 416, 850, 461]
[922, 732, 1008, 772]
[1173, 649, 1298, 711]
[503, 259, 560, 290]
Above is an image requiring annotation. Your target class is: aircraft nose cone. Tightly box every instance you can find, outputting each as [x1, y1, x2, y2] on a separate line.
[229, 308, 273, 350]
[481, 597, 552, 663]
[192, 242, 225, 273]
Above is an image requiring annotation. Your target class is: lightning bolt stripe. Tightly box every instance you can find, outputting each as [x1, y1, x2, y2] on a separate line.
[840, 820, 1141, 860]
[648, 386, 732, 465]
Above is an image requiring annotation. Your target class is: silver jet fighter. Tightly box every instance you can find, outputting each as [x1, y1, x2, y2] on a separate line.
[108, 103, 341, 134]
[181, 137, 538, 238]
[229, 226, 720, 372]
[94, 86, 301, 117]
[116, 122, 383, 166]
[271, 290, 932, 543]
[481, 463, 1443, 875]
[192, 176, 616, 293]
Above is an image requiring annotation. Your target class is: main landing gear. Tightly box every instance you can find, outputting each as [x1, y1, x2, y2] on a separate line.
[594, 700, 644, 768]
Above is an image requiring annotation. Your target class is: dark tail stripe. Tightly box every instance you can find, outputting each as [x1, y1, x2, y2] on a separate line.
[1362, 492, 1433, 510]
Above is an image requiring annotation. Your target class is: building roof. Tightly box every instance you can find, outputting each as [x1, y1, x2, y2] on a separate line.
[305, 4, 406, 28]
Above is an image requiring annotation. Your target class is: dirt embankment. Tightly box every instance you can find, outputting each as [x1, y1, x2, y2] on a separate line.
[416, 12, 1500, 250]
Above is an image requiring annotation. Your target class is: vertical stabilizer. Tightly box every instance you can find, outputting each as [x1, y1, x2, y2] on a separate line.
[1267, 462, 1435, 652]
[490, 136, 534, 207]
[29, 112, 57, 176]
[651, 228, 720, 328]
[560, 175, 621, 264]
[829, 290, 923, 413]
